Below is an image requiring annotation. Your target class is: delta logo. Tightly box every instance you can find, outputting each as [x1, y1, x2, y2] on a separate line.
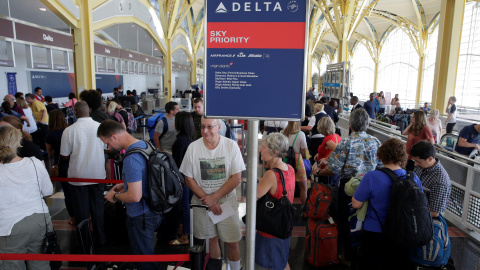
[215, 1, 283, 13]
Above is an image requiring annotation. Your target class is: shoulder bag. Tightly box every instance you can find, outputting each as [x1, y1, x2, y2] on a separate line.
[31, 158, 62, 270]
[256, 168, 296, 239]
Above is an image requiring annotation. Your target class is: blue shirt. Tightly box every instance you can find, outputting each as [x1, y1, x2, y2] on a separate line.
[455, 124, 480, 155]
[123, 140, 150, 217]
[363, 101, 376, 119]
[354, 169, 423, 233]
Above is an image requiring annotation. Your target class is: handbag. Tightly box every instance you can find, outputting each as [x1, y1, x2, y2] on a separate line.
[49, 158, 60, 177]
[30, 158, 62, 269]
[256, 168, 296, 239]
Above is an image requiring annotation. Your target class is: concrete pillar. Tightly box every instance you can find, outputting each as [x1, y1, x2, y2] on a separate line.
[373, 60, 379, 93]
[416, 55, 425, 105]
[163, 39, 172, 101]
[431, 0, 465, 111]
[73, 0, 95, 94]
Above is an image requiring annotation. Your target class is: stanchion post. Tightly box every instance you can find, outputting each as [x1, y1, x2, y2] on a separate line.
[143, 117, 147, 140]
[245, 120, 258, 270]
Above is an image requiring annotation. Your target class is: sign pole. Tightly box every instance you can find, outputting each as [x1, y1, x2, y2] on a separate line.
[245, 120, 258, 270]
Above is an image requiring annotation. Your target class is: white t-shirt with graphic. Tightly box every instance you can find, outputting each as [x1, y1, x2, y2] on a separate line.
[179, 136, 246, 195]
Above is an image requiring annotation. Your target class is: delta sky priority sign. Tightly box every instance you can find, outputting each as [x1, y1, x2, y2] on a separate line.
[204, 0, 309, 120]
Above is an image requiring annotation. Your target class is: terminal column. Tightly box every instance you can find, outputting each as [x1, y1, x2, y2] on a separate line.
[72, 0, 96, 94]
[431, 0, 465, 111]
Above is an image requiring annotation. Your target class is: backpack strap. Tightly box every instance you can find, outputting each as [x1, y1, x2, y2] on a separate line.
[272, 168, 288, 197]
[159, 116, 169, 140]
[124, 140, 155, 159]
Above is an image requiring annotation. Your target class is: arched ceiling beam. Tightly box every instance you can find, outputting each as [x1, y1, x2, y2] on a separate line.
[39, 0, 80, 28]
[93, 16, 167, 55]
[370, 10, 421, 55]
[172, 44, 193, 62]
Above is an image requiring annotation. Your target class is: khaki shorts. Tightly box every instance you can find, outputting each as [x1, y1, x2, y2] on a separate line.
[191, 193, 242, 243]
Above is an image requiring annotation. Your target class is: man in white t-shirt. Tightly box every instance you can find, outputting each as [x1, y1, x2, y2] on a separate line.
[60, 101, 106, 246]
[180, 117, 246, 270]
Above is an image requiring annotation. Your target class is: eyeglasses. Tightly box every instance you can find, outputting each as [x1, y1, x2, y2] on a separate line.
[201, 124, 219, 130]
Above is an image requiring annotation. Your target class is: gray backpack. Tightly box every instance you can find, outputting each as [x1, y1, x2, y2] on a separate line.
[125, 141, 184, 213]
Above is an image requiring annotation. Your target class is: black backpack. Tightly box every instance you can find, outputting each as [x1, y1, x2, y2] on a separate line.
[372, 168, 433, 248]
[124, 141, 184, 213]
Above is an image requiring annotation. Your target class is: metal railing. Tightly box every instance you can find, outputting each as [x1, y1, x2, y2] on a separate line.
[338, 115, 480, 243]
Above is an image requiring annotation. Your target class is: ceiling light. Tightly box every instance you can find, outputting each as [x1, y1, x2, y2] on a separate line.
[154, 48, 158, 50]
[39, 7, 47, 11]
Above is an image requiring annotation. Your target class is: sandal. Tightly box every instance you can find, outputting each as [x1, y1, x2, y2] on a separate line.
[169, 238, 189, 246]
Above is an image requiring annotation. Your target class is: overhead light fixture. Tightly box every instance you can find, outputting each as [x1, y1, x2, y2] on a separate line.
[39, 7, 47, 11]
[154, 48, 158, 50]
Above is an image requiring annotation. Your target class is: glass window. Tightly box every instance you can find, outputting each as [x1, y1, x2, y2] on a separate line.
[377, 28, 419, 108]
[422, 27, 439, 105]
[350, 44, 375, 100]
[455, 2, 480, 108]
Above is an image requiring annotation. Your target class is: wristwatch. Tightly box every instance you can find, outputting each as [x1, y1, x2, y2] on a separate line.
[113, 192, 121, 203]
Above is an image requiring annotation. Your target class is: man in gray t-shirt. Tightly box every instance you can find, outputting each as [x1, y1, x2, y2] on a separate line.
[153, 101, 179, 153]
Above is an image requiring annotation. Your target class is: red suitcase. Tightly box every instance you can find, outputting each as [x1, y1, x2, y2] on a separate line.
[305, 218, 339, 267]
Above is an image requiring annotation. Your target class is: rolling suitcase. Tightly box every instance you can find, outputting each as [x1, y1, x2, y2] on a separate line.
[187, 204, 225, 270]
[305, 218, 339, 267]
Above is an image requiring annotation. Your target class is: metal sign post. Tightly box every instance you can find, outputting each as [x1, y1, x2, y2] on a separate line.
[204, 0, 309, 268]
[245, 120, 258, 270]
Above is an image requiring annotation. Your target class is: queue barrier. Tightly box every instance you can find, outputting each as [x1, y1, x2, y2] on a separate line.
[50, 177, 123, 184]
[0, 254, 190, 262]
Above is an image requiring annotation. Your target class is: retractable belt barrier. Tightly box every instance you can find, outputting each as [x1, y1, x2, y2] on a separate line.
[0, 254, 190, 262]
[50, 177, 123, 184]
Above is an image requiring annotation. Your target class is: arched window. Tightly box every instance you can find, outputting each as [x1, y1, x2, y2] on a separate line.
[377, 27, 419, 108]
[456, 2, 480, 108]
[350, 43, 375, 100]
[422, 27, 439, 105]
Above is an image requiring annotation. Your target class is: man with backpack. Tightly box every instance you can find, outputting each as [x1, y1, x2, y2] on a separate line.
[153, 101, 179, 154]
[99, 120, 163, 270]
[179, 117, 246, 270]
[410, 141, 452, 217]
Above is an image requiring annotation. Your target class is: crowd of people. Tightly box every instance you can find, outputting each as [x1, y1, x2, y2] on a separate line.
[0, 84, 478, 270]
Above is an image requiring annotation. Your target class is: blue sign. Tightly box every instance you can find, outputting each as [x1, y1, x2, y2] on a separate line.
[324, 83, 341, 87]
[31, 71, 75, 98]
[95, 74, 123, 94]
[6, 73, 17, 96]
[205, 0, 308, 119]
[30, 71, 122, 97]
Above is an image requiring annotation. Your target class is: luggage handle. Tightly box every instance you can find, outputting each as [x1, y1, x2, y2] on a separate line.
[190, 204, 210, 253]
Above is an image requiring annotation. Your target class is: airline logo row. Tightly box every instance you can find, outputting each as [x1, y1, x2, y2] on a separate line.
[215, 1, 299, 13]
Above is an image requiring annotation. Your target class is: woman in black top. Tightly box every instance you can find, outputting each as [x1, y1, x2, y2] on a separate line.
[169, 111, 195, 245]
[45, 109, 75, 225]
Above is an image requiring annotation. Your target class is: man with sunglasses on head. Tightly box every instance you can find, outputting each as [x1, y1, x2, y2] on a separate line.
[179, 117, 246, 270]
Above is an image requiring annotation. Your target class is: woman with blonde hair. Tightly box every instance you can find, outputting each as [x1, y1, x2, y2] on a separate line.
[427, 109, 442, 144]
[282, 121, 308, 204]
[0, 125, 54, 270]
[16, 97, 37, 134]
[314, 116, 342, 185]
[403, 110, 434, 159]
[0, 115, 44, 162]
[106, 100, 126, 130]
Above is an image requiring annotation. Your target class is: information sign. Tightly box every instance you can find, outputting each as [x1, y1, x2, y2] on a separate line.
[204, 0, 309, 119]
